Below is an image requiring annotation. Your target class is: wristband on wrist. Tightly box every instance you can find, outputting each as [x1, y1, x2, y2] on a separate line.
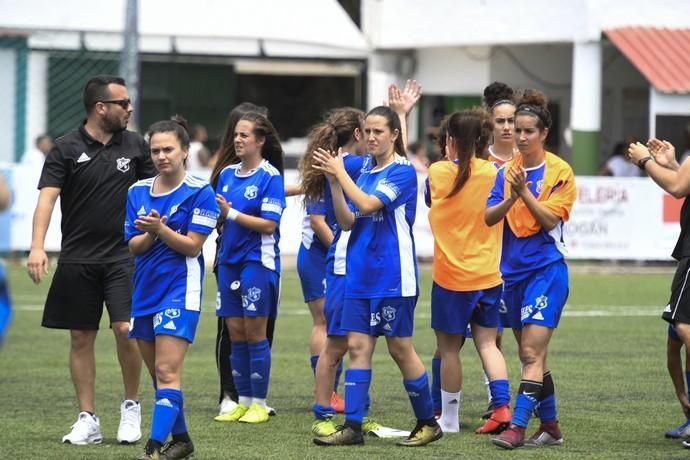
[226, 208, 239, 221]
[637, 156, 654, 170]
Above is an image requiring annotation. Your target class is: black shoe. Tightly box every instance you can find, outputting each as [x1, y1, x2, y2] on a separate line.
[160, 439, 195, 459]
[313, 426, 364, 446]
[137, 439, 162, 460]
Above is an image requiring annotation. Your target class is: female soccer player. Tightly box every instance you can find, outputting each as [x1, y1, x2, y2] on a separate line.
[311, 105, 442, 447]
[299, 108, 368, 416]
[484, 82, 518, 167]
[214, 112, 286, 424]
[426, 109, 511, 435]
[210, 103, 277, 420]
[485, 90, 576, 449]
[126, 117, 219, 459]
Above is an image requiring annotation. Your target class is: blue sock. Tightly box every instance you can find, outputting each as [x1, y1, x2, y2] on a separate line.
[512, 380, 542, 428]
[249, 339, 271, 399]
[150, 388, 181, 443]
[431, 357, 441, 413]
[538, 371, 557, 423]
[230, 341, 251, 400]
[488, 379, 510, 407]
[310, 355, 319, 377]
[344, 368, 372, 424]
[365, 392, 371, 411]
[312, 403, 335, 420]
[403, 371, 434, 421]
[170, 391, 187, 435]
[334, 360, 343, 393]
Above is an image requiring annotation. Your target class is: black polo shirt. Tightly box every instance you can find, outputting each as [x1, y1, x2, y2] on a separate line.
[673, 197, 690, 260]
[38, 123, 156, 263]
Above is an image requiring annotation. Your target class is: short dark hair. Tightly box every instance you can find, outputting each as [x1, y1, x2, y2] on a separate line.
[83, 75, 126, 114]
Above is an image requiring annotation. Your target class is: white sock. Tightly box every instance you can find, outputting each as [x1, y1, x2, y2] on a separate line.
[252, 397, 267, 408]
[438, 390, 461, 432]
[483, 370, 492, 404]
[239, 396, 252, 407]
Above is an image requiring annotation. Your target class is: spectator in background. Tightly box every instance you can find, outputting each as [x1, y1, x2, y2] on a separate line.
[407, 141, 430, 173]
[21, 134, 53, 168]
[599, 142, 641, 177]
[187, 124, 211, 171]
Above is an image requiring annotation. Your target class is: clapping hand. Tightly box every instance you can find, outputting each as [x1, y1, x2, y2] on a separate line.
[134, 209, 167, 237]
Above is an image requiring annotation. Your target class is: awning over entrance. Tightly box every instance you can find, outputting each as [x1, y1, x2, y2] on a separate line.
[0, 0, 369, 59]
[605, 27, 690, 94]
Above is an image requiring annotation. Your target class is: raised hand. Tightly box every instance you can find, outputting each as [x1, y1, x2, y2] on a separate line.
[400, 79, 422, 114]
[134, 209, 168, 236]
[312, 147, 345, 182]
[647, 138, 678, 170]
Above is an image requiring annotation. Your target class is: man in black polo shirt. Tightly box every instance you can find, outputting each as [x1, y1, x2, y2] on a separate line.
[27, 75, 156, 445]
[628, 139, 690, 450]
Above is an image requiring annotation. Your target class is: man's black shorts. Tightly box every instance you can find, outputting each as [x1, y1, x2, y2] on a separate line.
[42, 260, 133, 330]
[664, 256, 690, 325]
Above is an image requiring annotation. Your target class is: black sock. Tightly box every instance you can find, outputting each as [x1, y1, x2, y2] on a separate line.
[541, 371, 554, 399]
[172, 432, 191, 443]
[344, 420, 362, 433]
[145, 439, 163, 454]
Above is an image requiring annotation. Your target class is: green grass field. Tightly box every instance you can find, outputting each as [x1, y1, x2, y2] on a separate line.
[0, 261, 685, 459]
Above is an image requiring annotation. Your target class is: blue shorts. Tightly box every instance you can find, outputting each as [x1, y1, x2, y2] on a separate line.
[297, 243, 327, 302]
[431, 282, 503, 335]
[325, 272, 346, 337]
[669, 323, 681, 342]
[129, 308, 200, 343]
[342, 296, 417, 337]
[217, 262, 279, 318]
[502, 260, 569, 330]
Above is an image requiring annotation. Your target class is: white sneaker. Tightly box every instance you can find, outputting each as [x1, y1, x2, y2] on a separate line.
[219, 396, 238, 416]
[117, 400, 142, 444]
[62, 411, 103, 445]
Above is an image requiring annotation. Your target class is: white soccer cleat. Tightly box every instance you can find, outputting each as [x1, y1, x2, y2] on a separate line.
[62, 411, 103, 445]
[117, 400, 142, 444]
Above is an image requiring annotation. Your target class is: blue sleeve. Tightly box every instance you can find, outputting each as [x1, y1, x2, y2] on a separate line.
[307, 196, 327, 216]
[372, 164, 417, 209]
[424, 177, 431, 207]
[345, 155, 366, 182]
[188, 186, 220, 235]
[260, 174, 286, 222]
[124, 189, 143, 242]
[486, 167, 506, 208]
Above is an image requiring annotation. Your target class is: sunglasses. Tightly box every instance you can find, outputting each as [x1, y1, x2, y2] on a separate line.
[98, 99, 132, 109]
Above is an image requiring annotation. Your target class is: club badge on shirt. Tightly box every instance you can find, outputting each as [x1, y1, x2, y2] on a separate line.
[117, 157, 131, 173]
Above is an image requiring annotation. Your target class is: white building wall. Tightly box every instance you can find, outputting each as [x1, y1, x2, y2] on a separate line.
[0, 49, 16, 163]
[25, 51, 48, 154]
[414, 46, 491, 95]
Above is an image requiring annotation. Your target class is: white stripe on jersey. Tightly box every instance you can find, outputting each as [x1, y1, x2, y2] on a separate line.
[260, 160, 281, 176]
[548, 221, 568, 257]
[185, 256, 202, 311]
[129, 177, 154, 190]
[376, 180, 400, 202]
[333, 230, 351, 275]
[394, 204, 417, 297]
[184, 174, 209, 188]
[301, 215, 315, 249]
[261, 233, 277, 271]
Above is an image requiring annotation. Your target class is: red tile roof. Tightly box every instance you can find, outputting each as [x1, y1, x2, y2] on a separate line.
[605, 27, 690, 94]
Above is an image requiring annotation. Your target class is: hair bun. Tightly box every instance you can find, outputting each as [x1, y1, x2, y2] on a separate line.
[170, 114, 190, 134]
[518, 89, 548, 109]
[483, 82, 514, 108]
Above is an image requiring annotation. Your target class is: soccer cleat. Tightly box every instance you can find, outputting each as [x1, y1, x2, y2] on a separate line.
[218, 396, 238, 417]
[524, 420, 564, 447]
[313, 425, 364, 446]
[396, 420, 443, 447]
[683, 439, 690, 449]
[117, 399, 142, 444]
[312, 418, 339, 437]
[331, 392, 345, 414]
[267, 404, 277, 416]
[475, 405, 511, 434]
[362, 417, 383, 436]
[492, 424, 526, 449]
[160, 439, 195, 460]
[138, 440, 162, 460]
[213, 403, 248, 422]
[238, 403, 270, 424]
[62, 411, 103, 445]
[666, 419, 690, 439]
